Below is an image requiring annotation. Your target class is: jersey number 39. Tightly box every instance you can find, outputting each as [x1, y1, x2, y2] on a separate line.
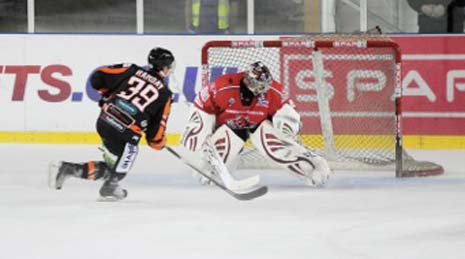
[117, 76, 159, 112]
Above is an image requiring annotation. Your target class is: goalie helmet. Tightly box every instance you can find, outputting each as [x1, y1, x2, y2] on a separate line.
[244, 61, 273, 95]
[148, 47, 175, 77]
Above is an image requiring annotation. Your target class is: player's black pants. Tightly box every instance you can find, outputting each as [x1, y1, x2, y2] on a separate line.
[65, 112, 142, 182]
[95, 113, 141, 181]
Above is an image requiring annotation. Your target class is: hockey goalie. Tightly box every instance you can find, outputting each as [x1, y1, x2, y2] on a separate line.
[179, 61, 332, 187]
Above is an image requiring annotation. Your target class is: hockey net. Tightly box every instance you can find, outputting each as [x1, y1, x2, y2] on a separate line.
[201, 35, 443, 177]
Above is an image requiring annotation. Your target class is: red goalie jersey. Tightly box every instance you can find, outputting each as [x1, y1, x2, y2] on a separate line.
[194, 72, 287, 134]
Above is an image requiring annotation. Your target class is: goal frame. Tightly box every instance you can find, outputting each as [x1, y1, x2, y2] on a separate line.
[201, 39, 404, 177]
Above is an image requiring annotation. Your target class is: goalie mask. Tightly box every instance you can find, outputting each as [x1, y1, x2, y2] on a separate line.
[244, 61, 273, 96]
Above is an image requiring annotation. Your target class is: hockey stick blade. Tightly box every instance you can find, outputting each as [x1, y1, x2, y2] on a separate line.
[165, 146, 268, 201]
[229, 184, 268, 201]
[224, 175, 260, 192]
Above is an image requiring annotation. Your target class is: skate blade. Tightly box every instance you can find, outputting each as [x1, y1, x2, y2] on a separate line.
[97, 196, 122, 202]
[48, 161, 61, 190]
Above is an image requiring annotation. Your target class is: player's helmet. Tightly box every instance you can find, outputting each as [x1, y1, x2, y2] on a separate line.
[148, 47, 175, 76]
[244, 61, 273, 95]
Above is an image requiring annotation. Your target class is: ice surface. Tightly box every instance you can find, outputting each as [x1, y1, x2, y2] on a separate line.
[1, 144, 464, 259]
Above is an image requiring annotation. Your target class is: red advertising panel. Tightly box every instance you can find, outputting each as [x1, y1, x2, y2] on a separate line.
[282, 35, 465, 136]
[393, 35, 465, 135]
[282, 45, 397, 135]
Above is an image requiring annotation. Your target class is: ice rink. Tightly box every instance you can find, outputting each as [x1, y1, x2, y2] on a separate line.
[1, 144, 464, 259]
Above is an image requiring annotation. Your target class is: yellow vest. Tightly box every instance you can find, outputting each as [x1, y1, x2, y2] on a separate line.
[192, 0, 230, 30]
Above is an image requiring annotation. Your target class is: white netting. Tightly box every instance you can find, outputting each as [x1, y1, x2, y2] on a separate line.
[203, 36, 443, 176]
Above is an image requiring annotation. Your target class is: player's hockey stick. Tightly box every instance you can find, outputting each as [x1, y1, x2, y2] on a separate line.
[202, 136, 261, 191]
[165, 146, 268, 201]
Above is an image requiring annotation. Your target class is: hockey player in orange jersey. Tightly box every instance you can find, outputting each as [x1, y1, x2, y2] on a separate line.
[48, 48, 175, 201]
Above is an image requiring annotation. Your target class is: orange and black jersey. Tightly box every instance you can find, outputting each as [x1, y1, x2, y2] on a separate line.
[90, 63, 172, 149]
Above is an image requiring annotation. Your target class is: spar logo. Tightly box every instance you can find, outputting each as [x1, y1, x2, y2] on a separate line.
[282, 53, 397, 114]
[282, 54, 465, 111]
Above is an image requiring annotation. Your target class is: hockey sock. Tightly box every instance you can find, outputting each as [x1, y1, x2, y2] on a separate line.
[81, 161, 110, 181]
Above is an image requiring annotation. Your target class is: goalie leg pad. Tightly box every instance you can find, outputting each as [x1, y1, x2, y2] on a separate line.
[179, 106, 215, 164]
[209, 124, 245, 169]
[203, 125, 260, 190]
[196, 125, 245, 186]
[179, 107, 244, 167]
[250, 120, 332, 186]
[179, 107, 245, 185]
[178, 107, 217, 177]
[180, 107, 216, 153]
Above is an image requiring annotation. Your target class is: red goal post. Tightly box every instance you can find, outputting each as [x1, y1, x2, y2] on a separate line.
[201, 36, 443, 177]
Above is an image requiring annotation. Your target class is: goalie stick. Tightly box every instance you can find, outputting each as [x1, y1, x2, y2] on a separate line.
[165, 146, 268, 201]
[169, 76, 262, 191]
[202, 136, 261, 191]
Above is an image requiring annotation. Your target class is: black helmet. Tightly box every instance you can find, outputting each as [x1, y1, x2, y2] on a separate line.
[148, 47, 175, 72]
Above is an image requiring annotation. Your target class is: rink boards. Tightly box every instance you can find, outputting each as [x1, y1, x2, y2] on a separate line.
[0, 34, 464, 149]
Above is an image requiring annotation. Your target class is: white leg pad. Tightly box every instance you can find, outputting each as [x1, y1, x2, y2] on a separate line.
[209, 124, 245, 169]
[179, 107, 244, 170]
[250, 120, 332, 186]
[179, 107, 215, 165]
[204, 125, 259, 190]
[180, 107, 216, 153]
[178, 107, 217, 184]
[179, 108, 246, 185]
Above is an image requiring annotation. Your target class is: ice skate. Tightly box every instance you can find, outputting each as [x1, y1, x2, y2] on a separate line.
[98, 177, 128, 201]
[48, 161, 77, 190]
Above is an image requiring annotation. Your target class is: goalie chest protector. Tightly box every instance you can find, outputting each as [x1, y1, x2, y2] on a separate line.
[194, 72, 285, 130]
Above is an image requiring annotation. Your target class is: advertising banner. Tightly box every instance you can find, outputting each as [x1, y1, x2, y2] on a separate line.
[0, 34, 464, 148]
[394, 35, 465, 135]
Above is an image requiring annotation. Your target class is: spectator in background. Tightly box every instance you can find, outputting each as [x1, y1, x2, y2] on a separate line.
[407, 0, 464, 33]
[185, 0, 230, 34]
